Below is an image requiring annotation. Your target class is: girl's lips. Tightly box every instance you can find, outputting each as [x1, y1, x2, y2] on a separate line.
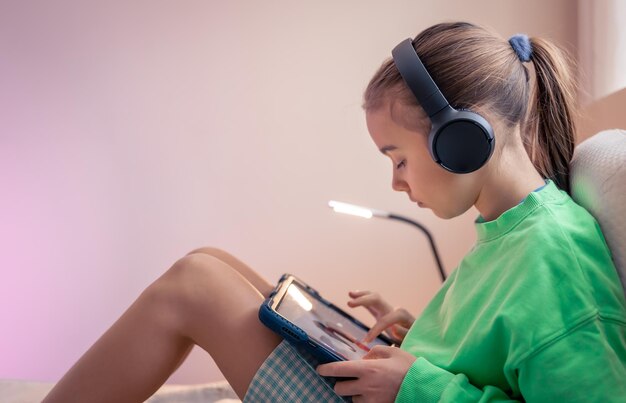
[409, 196, 425, 207]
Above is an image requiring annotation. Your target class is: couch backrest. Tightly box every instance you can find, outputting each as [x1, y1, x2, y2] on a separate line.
[570, 129, 626, 295]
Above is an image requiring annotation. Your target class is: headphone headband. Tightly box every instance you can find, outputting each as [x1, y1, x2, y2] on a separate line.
[390, 37, 495, 174]
[391, 39, 449, 117]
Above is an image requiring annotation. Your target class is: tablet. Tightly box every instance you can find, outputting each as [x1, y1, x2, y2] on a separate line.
[258, 274, 394, 363]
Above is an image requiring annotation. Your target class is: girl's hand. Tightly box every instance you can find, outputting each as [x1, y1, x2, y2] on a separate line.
[317, 345, 417, 402]
[347, 290, 415, 344]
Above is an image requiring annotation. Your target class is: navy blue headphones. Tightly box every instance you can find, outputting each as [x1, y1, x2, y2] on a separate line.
[391, 38, 495, 174]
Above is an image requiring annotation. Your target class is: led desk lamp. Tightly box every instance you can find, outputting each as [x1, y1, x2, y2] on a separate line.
[328, 200, 446, 282]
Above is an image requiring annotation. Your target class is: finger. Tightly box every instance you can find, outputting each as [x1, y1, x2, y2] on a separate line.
[362, 345, 394, 359]
[392, 326, 409, 339]
[348, 290, 370, 298]
[387, 325, 410, 343]
[362, 310, 407, 343]
[396, 308, 416, 326]
[362, 311, 402, 343]
[348, 293, 392, 315]
[347, 292, 378, 307]
[347, 300, 380, 319]
[381, 309, 415, 336]
[333, 379, 361, 397]
[317, 361, 363, 378]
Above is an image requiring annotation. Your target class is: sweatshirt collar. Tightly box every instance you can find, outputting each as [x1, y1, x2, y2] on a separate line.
[475, 180, 566, 242]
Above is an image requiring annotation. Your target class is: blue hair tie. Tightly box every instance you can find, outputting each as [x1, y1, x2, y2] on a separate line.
[509, 34, 532, 63]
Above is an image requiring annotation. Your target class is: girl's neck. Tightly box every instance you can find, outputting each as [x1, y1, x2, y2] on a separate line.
[474, 132, 545, 222]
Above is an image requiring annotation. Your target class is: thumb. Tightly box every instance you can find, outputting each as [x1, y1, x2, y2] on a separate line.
[363, 345, 393, 360]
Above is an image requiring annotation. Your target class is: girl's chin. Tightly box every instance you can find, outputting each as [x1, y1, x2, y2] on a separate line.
[429, 206, 461, 220]
[415, 201, 459, 219]
[437, 207, 472, 220]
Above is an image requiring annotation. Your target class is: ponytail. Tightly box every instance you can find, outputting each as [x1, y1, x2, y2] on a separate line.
[525, 37, 579, 193]
[363, 23, 580, 193]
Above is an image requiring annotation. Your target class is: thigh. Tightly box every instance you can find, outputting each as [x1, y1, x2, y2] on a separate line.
[155, 253, 281, 399]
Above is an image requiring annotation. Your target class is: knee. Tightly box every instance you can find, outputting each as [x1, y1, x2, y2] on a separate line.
[186, 246, 232, 261]
[162, 253, 228, 293]
[186, 245, 225, 256]
[147, 253, 229, 317]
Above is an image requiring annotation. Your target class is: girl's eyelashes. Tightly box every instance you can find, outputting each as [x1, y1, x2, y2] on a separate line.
[396, 160, 406, 170]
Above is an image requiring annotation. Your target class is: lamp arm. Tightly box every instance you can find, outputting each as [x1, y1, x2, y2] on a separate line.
[387, 214, 447, 282]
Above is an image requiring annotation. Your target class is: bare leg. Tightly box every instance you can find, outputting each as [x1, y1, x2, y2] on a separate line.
[173, 246, 277, 369]
[186, 246, 275, 298]
[43, 252, 282, 403]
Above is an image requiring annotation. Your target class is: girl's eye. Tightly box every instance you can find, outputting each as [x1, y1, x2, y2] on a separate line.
[396, 160, 406, 170]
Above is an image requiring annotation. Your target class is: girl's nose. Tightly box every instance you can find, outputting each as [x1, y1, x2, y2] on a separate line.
[392, 175, 409, 193]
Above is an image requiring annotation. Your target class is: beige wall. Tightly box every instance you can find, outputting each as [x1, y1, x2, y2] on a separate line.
[578, 0, 626, 105]
[578, 88, 626, 142]
[0, 0, 577, 384]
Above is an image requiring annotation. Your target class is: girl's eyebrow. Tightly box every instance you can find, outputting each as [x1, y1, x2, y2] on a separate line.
[379, 145, 398, 155]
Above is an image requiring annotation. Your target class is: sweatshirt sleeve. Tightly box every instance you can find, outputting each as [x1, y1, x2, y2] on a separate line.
[395, 316, 626, 403]
[395, 357, 518, 403]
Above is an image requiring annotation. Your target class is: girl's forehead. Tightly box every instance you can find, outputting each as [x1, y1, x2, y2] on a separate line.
[366, 108, 415, 146]
[366, 108, 398, 137]
[366, 115, 396, 151]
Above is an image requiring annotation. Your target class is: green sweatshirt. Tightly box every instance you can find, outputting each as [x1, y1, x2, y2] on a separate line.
[396, 180, 626, 402]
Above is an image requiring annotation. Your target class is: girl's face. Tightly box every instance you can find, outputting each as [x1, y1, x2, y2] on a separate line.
[366, 105, 486, 219]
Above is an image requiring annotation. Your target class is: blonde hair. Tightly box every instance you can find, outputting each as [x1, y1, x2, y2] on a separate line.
[363, 22, 579, 192]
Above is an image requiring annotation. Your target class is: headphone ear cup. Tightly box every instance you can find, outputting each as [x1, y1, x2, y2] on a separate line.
[430, 109, 495, 174]
[390, 38, 494, 172]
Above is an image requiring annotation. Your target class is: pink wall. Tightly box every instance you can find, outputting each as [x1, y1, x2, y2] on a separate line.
[0, 1, 577, 384]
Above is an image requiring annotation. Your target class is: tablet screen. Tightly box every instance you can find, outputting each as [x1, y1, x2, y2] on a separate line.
[276, 282, 390, 360]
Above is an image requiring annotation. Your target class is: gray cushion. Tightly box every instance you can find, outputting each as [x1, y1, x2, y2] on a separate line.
[570, 129, 626, 295]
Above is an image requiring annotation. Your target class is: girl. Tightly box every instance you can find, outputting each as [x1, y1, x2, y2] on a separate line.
[43, 21, 626, 402]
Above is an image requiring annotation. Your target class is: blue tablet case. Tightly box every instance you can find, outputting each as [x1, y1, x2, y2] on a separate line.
[258, 274, 393, 363]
